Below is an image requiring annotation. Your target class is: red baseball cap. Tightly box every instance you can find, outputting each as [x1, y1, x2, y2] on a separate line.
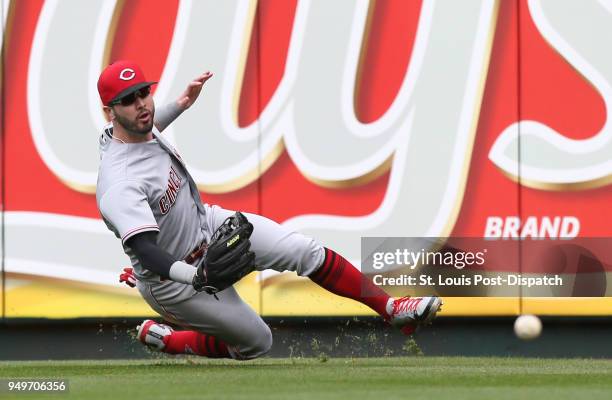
[97, 60, 157, 105]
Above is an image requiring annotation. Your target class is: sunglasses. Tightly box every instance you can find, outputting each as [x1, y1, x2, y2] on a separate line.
[110, 86, 151, 106]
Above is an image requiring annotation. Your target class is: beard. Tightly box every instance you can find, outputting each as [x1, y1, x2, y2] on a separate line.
[114, 104, 155, 135]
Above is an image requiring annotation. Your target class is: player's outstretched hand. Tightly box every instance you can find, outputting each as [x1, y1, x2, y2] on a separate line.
[176, 71, 213, 110]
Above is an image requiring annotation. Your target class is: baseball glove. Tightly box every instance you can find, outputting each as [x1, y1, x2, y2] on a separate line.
[192, 212, 256, 295]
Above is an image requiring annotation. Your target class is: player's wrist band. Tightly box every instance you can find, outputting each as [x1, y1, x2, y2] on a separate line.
[169, 261, 197, 284]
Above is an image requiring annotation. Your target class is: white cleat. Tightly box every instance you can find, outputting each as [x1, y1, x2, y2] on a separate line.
[387, 296, 443, 334]
[136, 319, 174, 351]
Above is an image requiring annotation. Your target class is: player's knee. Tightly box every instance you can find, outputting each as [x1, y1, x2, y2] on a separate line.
[249, 324, 273, 358]
[234, 324, 273, 360]
[255, 325, 273, 357]
[295, 239, 325, 277]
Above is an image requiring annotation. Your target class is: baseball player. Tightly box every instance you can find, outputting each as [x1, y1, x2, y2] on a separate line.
[96, 60, 442, 359]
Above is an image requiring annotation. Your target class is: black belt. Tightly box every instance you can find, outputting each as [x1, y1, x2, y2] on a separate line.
[184, 241, 208, 265]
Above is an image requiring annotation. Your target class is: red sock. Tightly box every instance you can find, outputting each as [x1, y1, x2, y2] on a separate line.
[164, 330, 231, 358]
[309, 248, 391, 319]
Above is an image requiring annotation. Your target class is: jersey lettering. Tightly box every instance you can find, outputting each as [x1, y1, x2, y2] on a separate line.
[159, 166, 183, 215]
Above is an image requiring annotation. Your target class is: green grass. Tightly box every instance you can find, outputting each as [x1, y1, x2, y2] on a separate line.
[1, 357, 611, 400]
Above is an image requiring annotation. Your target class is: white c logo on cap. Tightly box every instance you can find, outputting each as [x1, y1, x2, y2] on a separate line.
[119, 68, 136, 81]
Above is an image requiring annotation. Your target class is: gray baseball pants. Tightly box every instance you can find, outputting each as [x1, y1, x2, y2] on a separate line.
[137, 204, 325, 359]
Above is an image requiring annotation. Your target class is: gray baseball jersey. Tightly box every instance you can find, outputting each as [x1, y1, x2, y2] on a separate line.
[96, 123, 207, 283]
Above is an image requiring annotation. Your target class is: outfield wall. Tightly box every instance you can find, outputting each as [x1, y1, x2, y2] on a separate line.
[1, 0, 611, 319]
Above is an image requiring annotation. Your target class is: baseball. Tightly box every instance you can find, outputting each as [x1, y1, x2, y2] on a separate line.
[514, 315, 542, 340]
